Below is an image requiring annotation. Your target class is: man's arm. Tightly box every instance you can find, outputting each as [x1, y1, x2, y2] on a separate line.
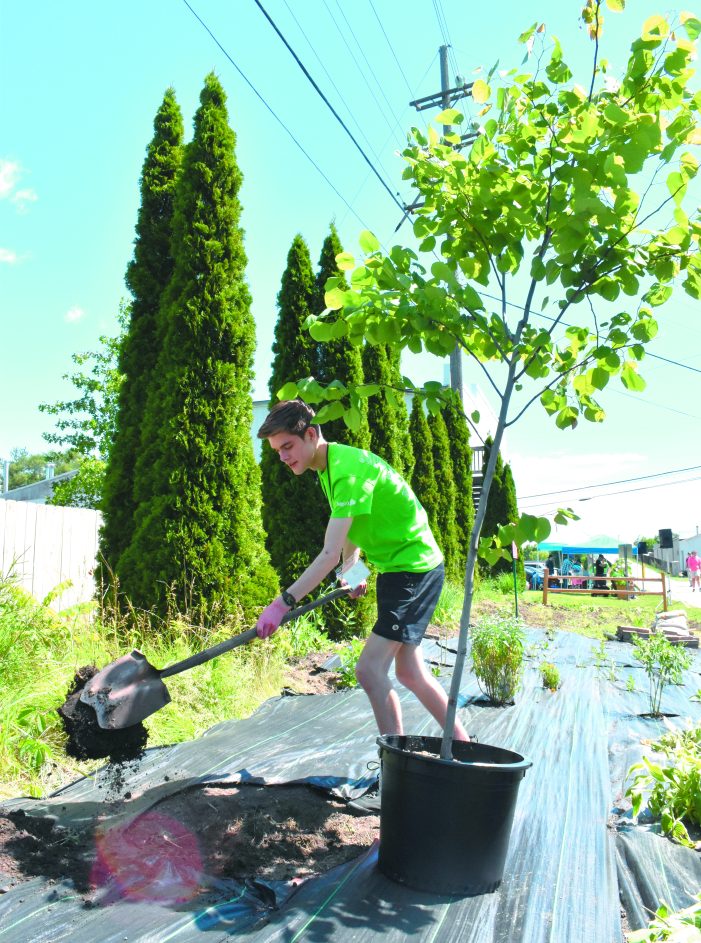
[286, 517, 353, 602]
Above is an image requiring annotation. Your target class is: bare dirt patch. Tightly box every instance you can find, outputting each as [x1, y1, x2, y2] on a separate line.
[0, 783, 378, 897]
[282, 651, 340, 695]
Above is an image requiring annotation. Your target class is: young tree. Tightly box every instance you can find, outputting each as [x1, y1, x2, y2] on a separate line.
[408, 398, 439, 534]
[314, 224, 370, 450]
[39, 304, 128, 462]
[47, 458, 105, 509]
[362, 344, 414, 477]
[100, 89, 183, 568]
[288, 7, 701, 756]
[261, 234, 325, 587]
[7, 448, 81, 490]
[443, 398, 474, 577]
[118, 73, 277, 622]
[427, 408, 461, 581]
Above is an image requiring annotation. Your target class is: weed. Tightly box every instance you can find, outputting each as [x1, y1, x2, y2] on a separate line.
[626, 675, 637, 693]
[632, 633, 692, 716]
[626, 897, 701, 942]
[471, 615, 525, 706]
[337, 638, 365, 689]
[540, 662, 560, 691]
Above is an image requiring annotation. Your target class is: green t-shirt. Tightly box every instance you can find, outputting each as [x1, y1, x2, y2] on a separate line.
[317, 443, 442, 574]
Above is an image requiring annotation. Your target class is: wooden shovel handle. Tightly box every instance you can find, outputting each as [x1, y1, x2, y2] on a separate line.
[160, 587, 349, 679]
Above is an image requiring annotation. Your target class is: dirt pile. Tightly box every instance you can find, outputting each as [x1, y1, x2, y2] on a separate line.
[0, 784, 379, 899]
[57, 666, 148, 763]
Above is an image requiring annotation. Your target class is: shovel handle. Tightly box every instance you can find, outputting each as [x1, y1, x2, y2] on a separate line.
[159, 586, 350, 679]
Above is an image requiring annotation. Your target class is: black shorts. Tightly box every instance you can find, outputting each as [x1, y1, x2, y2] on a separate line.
[373, 563, 445, 645]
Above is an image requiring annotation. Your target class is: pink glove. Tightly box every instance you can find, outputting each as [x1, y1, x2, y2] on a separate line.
[346, 580, 367, 599]
[256, 597, 291, 638]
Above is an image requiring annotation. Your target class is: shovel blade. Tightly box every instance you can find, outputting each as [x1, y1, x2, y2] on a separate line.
[79, 650, 172, 730]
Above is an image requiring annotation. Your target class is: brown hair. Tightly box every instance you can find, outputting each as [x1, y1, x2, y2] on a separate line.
[257, 399, 319, 439]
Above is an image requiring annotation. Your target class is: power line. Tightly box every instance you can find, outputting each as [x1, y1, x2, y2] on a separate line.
[367, 0, 416, 99]
[477, 289, 701, 377]
[521, 463, 701, 500]
[252, 0, 406, 213]
[522, 473, 701, 511]
[279, 0, 392, 172]
[181, 0, 373, 232]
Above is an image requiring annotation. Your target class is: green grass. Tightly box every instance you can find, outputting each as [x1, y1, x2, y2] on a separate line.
[0, 573, 332, 801]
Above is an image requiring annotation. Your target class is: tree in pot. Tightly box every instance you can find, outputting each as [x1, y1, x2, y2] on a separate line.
[280, 5, 701, 764]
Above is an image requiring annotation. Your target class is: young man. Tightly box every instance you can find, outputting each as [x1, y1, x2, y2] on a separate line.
[256, 399, 469, 741]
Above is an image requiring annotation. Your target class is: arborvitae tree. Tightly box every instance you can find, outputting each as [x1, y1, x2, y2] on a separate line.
[427, 409, 461, 581]
[118, 74, 277, 622]
[443, 398, 474, 579]
[409, 397, 439, 535]
[480, 437, 524, 580]
[362, 344, 413, 476]
[261, 235, 326, 587]
[314, 225, 370, 450]
[100, 89, 183, 580]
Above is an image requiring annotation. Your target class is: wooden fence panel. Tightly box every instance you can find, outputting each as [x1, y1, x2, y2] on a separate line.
[0, 500, 101, 611]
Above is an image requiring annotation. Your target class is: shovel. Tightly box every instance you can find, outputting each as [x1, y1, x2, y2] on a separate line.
[80, 586, 351, 731]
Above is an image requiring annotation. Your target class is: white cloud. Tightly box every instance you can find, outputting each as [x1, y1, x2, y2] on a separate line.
[11, 188, 38, 213]
[65, 306, 85, 323]
[0, 247, 18, 264]
[0, 160, 20, 199]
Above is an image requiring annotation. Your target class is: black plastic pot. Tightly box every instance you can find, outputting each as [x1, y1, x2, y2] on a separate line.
[376, 734, 532, 895]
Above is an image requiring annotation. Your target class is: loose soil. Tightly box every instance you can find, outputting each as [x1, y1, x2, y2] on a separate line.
[57, 665, 148, 763]
[0, 783, 378, 897]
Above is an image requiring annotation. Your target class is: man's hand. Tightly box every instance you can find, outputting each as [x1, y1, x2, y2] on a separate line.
[256, 597, 291, 639]
[343, 579, 367, 599]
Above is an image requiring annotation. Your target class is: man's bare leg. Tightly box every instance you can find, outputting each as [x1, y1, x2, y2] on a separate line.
[355, 634, 404, 735]
[395, 643, 470, 741]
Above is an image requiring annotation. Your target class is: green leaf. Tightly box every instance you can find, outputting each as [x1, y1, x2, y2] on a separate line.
[435, 108, 464, 125]
[335, 251, 355, 271]
[605, 0, 624, 10]
[314, 401, 346, 424]
[682, 13, 701, 41]
[358, 230, 380, 254]
[471, 80, 491, 104]
[470, 410, 480, 423]
[309, 319, 348, 341]
[277, 381, 299, 400]
[621, 362, 646, 392]
[324, 286, 346, 310]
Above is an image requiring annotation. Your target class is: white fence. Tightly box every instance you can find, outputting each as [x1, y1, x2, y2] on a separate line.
[0, 500, 101, 611]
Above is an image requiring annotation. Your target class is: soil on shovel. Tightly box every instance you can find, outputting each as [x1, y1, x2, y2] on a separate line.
[58, 665, 148, 764]
[0, 783, 379, 898]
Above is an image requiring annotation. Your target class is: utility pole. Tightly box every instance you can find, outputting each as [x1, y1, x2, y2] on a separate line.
[409, 46, 477, 396]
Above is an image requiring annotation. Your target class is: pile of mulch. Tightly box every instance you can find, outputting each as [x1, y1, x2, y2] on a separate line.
[0, 783, 378, 899]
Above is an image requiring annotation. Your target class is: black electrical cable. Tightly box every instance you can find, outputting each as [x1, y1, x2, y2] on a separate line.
[181, 0, 373, 232]
[252, 0, 406, 213]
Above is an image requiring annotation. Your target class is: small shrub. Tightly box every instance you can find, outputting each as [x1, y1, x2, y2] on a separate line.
[540, 662, 560, 691]
[626, 897, 701, 942]
[632, 632, 692, 716]
[626, 723, 701, 849]
[471, 615, 525, 706]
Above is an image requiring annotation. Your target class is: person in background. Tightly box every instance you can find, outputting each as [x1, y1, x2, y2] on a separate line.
[687, 550, 701, 592]
[593, 553, 609, 597]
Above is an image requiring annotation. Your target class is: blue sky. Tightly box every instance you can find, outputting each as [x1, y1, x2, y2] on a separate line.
[1, 0, 700, 544]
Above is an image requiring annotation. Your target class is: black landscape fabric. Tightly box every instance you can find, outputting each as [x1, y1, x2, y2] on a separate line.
[2, 630, 701, 942]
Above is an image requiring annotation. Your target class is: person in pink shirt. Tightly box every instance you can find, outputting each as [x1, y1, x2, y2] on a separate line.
[688, 550, 701, 591]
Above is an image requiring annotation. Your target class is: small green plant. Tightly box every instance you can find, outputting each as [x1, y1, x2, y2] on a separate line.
[626, 896, 701, 942]
[470, 615, 525, 706]
[632, 633, 692, 716]
[592, 639, 618, 682]
[626, 723, 701, 849]
[626, 675, 637, 693]
[540, 662, 560, 691]
[336, 637, 365, 689]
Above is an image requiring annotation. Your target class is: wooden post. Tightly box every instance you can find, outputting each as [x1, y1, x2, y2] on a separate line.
[661, 571, 668, 611]
[543, 568, 549, 606]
